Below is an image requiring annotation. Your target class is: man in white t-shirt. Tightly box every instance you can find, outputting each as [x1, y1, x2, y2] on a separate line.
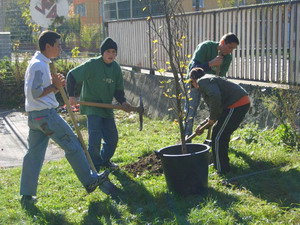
[20, 30, 109, 204]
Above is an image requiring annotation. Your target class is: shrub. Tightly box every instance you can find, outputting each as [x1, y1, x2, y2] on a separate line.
[80, 24, 103, 52]
[262, 87, 300, 150]
[0, 55, 29, 108]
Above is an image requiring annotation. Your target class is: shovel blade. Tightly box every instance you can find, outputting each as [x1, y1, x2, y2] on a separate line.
[99, 179, 119, 195]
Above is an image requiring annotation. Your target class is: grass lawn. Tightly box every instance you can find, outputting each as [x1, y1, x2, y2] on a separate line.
[0, 111, 299, 224]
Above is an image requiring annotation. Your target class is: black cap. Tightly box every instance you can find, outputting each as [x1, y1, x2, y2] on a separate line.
[100, 37, 117, 55]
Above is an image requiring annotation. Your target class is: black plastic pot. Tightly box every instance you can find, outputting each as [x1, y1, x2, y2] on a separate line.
[155, 143, 209, 195]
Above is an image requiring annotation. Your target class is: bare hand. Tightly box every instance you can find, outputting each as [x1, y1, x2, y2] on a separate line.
[195, 125, 205, 135]
[51, 73, 65, 89]
[69, 96, 77, 106]
[190, 78, 199, 88]
[122, 102, 133, 113]
[208, 119, 216, 126]
[209, 55, 224, 67]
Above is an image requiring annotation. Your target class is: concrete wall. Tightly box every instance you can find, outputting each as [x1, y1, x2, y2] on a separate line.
[0, 32, 11, 59]
[123, 70, 177, 119]
[122, 70, 282, 129]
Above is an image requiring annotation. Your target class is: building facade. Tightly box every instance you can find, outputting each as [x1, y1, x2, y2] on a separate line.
[72, 0, 102, 24]
[70, 0, 290, 24]
[101, 0, 288, 21]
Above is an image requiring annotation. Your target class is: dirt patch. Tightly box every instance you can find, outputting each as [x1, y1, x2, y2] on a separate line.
[123, 153, 163, 177]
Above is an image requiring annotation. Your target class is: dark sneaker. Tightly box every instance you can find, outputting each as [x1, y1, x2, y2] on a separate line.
[85, 170, 110, 193]
[104, 161, 119, 170]
[21, 195, 37, 205]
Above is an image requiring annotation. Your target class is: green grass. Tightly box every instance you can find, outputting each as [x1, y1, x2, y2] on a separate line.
[0, 111, 299, 224]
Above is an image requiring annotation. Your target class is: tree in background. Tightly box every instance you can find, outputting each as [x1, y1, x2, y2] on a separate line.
[52, 15, 81, 51]
[5, 0, 34, 49]
[80, 24, 103, 52]
[217, 0, 236, 8]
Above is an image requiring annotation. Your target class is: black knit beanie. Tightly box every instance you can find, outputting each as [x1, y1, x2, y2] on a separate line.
[100, 37, 117, 55]
[190, 67, 205, 79]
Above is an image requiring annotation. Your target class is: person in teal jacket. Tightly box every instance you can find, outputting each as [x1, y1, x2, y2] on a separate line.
[184, 33, 239, 138]
[67, 37, 132, 172]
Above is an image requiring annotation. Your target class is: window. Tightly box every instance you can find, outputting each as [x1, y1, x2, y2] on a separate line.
[132, 0, 148, 18]
[192, 0, 204, 9]
[118, 0, 130, 19]
[150, 0, 164, 16]
[104, 0, 165, 21]
[132, 0, 164, 18]
[104, 2, 117, 20]
[75, 3, 86, 17]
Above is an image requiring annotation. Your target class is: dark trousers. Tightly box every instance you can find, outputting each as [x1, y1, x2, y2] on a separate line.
[212, 104, 250, 174]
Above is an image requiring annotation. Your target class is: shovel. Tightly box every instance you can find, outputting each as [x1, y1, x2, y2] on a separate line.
[50, 62, 118, 195]
[204, 127, 214, 165]
[185, 120, 214, 165]
[185, 119, 210, 143]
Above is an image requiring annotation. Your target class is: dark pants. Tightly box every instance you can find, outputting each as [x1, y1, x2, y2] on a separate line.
[212, 104, 250, 174]
[87, 115, 118, 172]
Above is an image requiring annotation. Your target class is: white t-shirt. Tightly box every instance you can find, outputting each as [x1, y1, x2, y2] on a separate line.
[24, 51, 59, 112]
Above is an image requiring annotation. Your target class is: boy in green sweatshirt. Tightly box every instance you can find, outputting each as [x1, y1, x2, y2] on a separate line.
[67, 37, 132, 172]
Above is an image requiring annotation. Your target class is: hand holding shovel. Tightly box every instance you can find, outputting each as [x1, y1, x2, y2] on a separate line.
[185, 119, 212, 143]
[77, 97, 144, 131]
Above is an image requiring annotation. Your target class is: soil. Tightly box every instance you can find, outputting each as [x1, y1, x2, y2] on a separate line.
[122, 153, 163, 177]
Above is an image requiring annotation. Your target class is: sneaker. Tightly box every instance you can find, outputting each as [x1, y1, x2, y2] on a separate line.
[21, 195, 37, 205]
[85, 170, 110, 193]
[103, 161, 119, 170]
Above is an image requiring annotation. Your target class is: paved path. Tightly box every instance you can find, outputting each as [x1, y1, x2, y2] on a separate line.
[0, 110, 64, 168]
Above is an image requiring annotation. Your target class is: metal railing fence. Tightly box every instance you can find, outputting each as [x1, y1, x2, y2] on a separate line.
[107, 1, 300, 85]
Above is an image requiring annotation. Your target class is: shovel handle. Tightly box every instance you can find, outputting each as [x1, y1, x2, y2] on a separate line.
[185, 119, 210, 143]
[77, 101, 141, 113]
[50, 62, 97, 173]
[78, 101, 124, 110]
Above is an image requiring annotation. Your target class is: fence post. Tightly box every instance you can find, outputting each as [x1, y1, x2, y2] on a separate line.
[213, 11, 216, 41]
[148, 20, 154, 75]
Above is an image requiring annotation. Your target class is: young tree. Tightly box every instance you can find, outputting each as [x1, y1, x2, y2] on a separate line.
[5, 0, 34, 47]
[146, 0, 190, 153]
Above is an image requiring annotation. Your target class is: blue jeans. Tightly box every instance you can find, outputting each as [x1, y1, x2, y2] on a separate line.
[87, 115, 118, 171]
[184, 85, 201, 136]
[20, 108, 96, 196]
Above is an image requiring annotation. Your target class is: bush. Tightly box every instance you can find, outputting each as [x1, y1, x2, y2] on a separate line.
[262, 87, 300, 150]
[0, 56, 81, 108]
[80, 24, 103, 52]
[0, 55, 29, 108]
